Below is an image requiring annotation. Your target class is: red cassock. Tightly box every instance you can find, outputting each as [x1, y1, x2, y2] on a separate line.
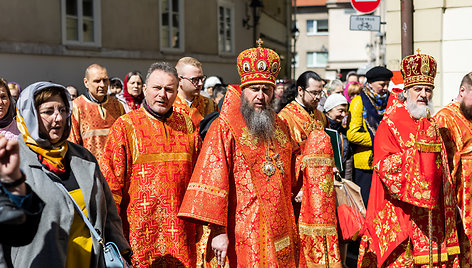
[178, 85, 299, 267]
[358, 99, 460, 267]
[173, 93, 218, 127]
[101, 107, 200, 268]
[299, 128, 342, 267]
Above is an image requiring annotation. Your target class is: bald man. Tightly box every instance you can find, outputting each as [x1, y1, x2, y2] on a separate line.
[68, 64, 124, 165]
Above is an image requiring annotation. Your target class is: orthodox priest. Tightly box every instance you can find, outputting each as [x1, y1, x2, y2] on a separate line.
[358, 52, 460, 267]
[101, 62, 200, 267]
[435, 72, 472, 265]
[178, 41, 299, 267]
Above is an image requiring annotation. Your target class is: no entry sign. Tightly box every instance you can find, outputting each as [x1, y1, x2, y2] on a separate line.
[351, 0, 381, 14]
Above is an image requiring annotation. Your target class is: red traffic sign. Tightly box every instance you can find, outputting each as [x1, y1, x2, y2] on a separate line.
[351, 0, 381, 14]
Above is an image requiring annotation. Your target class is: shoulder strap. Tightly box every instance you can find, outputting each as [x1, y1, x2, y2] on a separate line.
[54, 182, 104, 245]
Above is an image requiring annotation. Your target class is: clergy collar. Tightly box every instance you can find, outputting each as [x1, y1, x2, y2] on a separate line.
[295, 98, 313, 114]
[144, 101, 173, 121]
[84, 91, 107, 104]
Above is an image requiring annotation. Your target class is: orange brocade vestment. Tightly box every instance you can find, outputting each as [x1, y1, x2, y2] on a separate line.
[69, 95, 124, 163]
[173, 93, 218, 127]
[278, 100, 327, 149]
[358, 99, 460, 267]
[101, 107, 200, 268]
[435, 101, 472, 264]
[299, 128, 341, 267]
[178, 85, 299, 267]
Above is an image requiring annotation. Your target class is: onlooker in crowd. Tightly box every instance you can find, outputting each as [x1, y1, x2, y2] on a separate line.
[273, 80, 285, 112]
[7, 82, 20, 101]
[346, 71, 358, 83]
[326, 79, 344, 96]
[11, 81, 130, 267]
[174, 57, 218, 127]
[435, 72, 472, 264]
[68, 64, 125, 164]
[0, 134, 44, 264]
[212, 83, 226, 105]
[346, 66, 392, 207]
[101, 62, 200, 267]
[202, 75, 222, 98]
[344, 81, 362, 102]
[108, 77, 123, 96]
[324, 93, 351, 180]
[320, 79, 344, 112]
[179, 44, 299, 267]
[358, 53, 460, 266]
[0, 79, 20, 140]
[279, 71, 327, 149]
[65, 85, 78, 100]
[120, 71, 144, 113]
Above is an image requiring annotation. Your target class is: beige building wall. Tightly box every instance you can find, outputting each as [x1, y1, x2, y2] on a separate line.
[385, 0, 472, 110]
[293, 8, 329, 79]
[0, 0, 290, 91]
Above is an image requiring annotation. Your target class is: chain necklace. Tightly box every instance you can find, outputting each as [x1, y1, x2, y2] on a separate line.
[261, 139, 285, 180]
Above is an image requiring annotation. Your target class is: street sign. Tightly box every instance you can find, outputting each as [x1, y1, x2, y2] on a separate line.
[350, 15, 381, 31]
[351, 0, 381, 14]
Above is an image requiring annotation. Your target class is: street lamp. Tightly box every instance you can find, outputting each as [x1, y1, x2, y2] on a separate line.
[242, 0, 264, 46]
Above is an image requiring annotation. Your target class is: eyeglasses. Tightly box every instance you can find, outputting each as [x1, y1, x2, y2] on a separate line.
[39, 106, 70, 120]
[304, 89, 323, 98]
[180, 75, 207, 85]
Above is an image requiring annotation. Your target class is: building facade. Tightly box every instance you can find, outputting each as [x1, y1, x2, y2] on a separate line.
[385, 0, 472, 109]
[0, 0, 291, 92]
[293, 0, 387, 81]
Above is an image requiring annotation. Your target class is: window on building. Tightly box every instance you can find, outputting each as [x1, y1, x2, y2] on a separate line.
[160, 0, 183, 50]
[306, 19, 328, 35]
[307, 52, 328, 67]
[218, 1, 234, 54]
[62, 0, 101, 46]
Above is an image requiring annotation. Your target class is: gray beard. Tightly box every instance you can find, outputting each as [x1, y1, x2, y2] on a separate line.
[405, 92, 434, 119]
[240, 96, 275, 140]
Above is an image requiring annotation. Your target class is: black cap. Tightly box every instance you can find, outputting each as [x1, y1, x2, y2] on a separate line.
[366, 66, 393, 83]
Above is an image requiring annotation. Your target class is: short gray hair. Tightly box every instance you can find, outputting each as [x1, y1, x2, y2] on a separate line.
[145, 62, 178, 84]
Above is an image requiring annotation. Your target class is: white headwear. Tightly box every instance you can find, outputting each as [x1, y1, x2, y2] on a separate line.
[324, 93, 348, 112]
[203, 76, 222, 91]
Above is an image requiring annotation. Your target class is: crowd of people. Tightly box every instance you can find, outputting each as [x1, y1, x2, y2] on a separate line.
[0, 40, 471, 268]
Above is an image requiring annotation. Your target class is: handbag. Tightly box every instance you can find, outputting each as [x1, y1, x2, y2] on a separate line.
[334, 176, 366, 240]
[55, 183, 128, 268]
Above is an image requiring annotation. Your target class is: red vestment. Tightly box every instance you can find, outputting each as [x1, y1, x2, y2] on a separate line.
[435, 101, 472, 264]
[101, 107, 200, 268]
[173, 93, 218, 127]
[69, 95, 124, 163]
[278, 100, 327, 150]
[299, 128, 341, 267]
[358, 99, 460, 267]
[178, 85, 299, 267]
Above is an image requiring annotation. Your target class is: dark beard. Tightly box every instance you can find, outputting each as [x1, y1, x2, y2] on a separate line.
[460, 101, 472, 121]
[240, 96, 275, 140]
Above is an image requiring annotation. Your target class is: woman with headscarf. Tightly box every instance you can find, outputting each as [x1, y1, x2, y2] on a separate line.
[121, 71, 144, 113]
[0, 78, 20, 140]
[7, 82, 131, 267]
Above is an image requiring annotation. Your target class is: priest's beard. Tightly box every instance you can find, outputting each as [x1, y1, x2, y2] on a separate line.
[406, 91, 434, 119]
[460, 101, 472, 121]
[240, 96, 275, 140]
